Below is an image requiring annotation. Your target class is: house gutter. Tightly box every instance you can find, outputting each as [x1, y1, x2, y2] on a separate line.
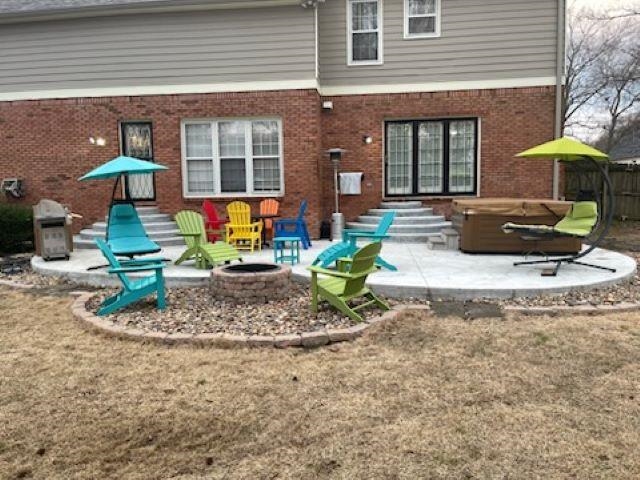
[553, 0, 566, 200]
[0, 0, 301, 25]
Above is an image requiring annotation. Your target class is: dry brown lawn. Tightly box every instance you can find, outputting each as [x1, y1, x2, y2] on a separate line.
[2, 287, 640, 479]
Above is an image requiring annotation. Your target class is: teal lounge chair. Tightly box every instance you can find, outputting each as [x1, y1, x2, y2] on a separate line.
[95, 238, 166, 315]
[106, 202, 161, 257]
[313, 211, 397, 271]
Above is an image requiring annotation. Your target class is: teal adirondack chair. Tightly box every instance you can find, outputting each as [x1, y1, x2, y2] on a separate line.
[313, 211, 397, 271]
[95, 238, 166, 316]
[308, 242, 389, 322]
[174, 210, 242, 269]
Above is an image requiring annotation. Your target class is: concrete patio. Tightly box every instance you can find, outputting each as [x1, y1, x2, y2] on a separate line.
[32, 241, 637, 300]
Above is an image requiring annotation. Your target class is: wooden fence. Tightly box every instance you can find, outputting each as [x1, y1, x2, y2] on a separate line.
[565, 163, 640, 220]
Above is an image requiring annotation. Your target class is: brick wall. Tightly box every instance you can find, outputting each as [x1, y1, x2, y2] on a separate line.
[0, 89, 324, 234]
[0, 85, 557, 237]
[320, 86, 558, 222]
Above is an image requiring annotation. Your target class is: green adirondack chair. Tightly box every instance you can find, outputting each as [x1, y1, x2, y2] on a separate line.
[174, 210, 242, 269]
[95, 238, 166, 316]
[308, 242, 389, 322]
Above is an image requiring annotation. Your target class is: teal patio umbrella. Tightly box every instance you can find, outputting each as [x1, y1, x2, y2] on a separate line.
[79, 155, 168, 202]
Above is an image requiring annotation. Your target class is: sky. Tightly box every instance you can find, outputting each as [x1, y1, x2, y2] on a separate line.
[570, 0, 640, 15]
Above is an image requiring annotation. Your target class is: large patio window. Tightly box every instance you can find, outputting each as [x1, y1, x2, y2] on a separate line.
[385, 119, 477, 196]
[181, 119, 283, 197]
[347, 0, 383, 65]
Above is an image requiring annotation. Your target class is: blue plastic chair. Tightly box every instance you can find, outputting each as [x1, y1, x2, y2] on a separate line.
[313, 211, 397, 271]
[273, 200, 312, 249]
[106, 202, 161, 257]
[95, 238, 166, 316]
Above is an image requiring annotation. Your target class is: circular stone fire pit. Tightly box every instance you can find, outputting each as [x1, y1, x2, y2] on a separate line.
[210, 262, 292, 305]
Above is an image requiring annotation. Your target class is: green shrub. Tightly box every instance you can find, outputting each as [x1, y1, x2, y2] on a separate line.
[0, 202, 34, 255]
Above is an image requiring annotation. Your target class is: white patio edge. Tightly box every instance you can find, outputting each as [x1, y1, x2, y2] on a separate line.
[32, 241, 637, 301]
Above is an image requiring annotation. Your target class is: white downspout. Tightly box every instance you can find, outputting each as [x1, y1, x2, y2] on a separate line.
[553, 0, 565, 199]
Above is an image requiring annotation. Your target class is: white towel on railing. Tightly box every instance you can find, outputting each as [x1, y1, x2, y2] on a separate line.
[339, 172, 363, 195]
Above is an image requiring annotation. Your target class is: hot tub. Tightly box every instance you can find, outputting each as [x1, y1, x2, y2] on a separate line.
[452, 198, 582, 254]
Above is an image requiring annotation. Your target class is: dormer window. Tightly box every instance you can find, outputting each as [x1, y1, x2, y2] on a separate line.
[347, 0, 383, 65]
[404, 0, 440, 38]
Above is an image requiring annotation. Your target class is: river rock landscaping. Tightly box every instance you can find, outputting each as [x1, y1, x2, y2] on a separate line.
[85, 283, 393, 336]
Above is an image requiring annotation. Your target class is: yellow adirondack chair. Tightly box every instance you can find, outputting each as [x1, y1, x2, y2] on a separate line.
[225, 201, 262, 252]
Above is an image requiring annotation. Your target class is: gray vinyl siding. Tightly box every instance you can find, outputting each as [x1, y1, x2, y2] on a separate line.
[0, 5, 315, 92]
[318, 0, 559, 86]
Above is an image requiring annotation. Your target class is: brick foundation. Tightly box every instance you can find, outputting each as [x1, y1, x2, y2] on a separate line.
[0, 85, 557, 235]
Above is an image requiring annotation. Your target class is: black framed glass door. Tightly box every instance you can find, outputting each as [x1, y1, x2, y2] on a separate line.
[385, 118, 478, 197]
[121, 121, 155, 201]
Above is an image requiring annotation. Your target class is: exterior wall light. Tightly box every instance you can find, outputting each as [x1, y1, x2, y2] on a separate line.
[89, 136, 106, 147]
[363, 135, 373, 145]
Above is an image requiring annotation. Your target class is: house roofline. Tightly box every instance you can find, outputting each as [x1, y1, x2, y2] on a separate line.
[0, 76, 558, 103]
[0, 0, 302, 25]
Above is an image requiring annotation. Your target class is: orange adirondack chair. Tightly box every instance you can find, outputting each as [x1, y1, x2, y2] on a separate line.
[225, 201, 262, 252]
[259, 199, 280, 241]
[202, 199, 227, 242]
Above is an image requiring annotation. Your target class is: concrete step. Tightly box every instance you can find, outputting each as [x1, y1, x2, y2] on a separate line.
[368, 207, 434, 217]
[346, 222, 451, 234]
[79, 228, 181, 241]
[73, 235, 185, 250]
[92, 221, 178, 233]
[383, 233, 443, 243]
[426, 236, 448, 250]
[379, 201, 423, 209]
[104, 213, 172, 223]
[135, 206, 160, 215]
[357, 215, 446, 225]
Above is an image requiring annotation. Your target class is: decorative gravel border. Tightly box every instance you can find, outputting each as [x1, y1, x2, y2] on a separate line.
[504, 302, 640, 317]
[3, 279, 640, 346]
[70, 292, 431, 348]
[0, 278, 35, 289]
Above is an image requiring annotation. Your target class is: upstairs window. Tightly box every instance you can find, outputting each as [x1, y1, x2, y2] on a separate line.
[404, 0, 440, 38]
[347, 0, 383, 65]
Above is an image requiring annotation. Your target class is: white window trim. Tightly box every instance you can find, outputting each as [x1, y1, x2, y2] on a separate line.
[403, 0, 441, 39]
[347, 0, 384, 66]
[181, 117, 285, 199]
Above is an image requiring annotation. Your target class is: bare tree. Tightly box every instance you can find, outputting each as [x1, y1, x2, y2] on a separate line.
[595, 32, 640, 151]
[564, 5, 640, 152]
[563, 8, 612, 132]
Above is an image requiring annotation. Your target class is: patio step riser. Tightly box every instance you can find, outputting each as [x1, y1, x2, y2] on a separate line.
[357, 215, 445, 225]
[367, 208, 434, 217]
[79, 229, 180, 241]
[104, 213, 172, 223]
[135, 206, 160, 215]
[379, 201, 423, 209]
[384, 234, 445, 243]
[345, 222, 451, 234]
[92, 221, 178, 233]
[73, 236, 185, 250]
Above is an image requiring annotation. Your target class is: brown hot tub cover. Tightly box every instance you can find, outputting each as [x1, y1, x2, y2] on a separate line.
[451, 198, 582, 254]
